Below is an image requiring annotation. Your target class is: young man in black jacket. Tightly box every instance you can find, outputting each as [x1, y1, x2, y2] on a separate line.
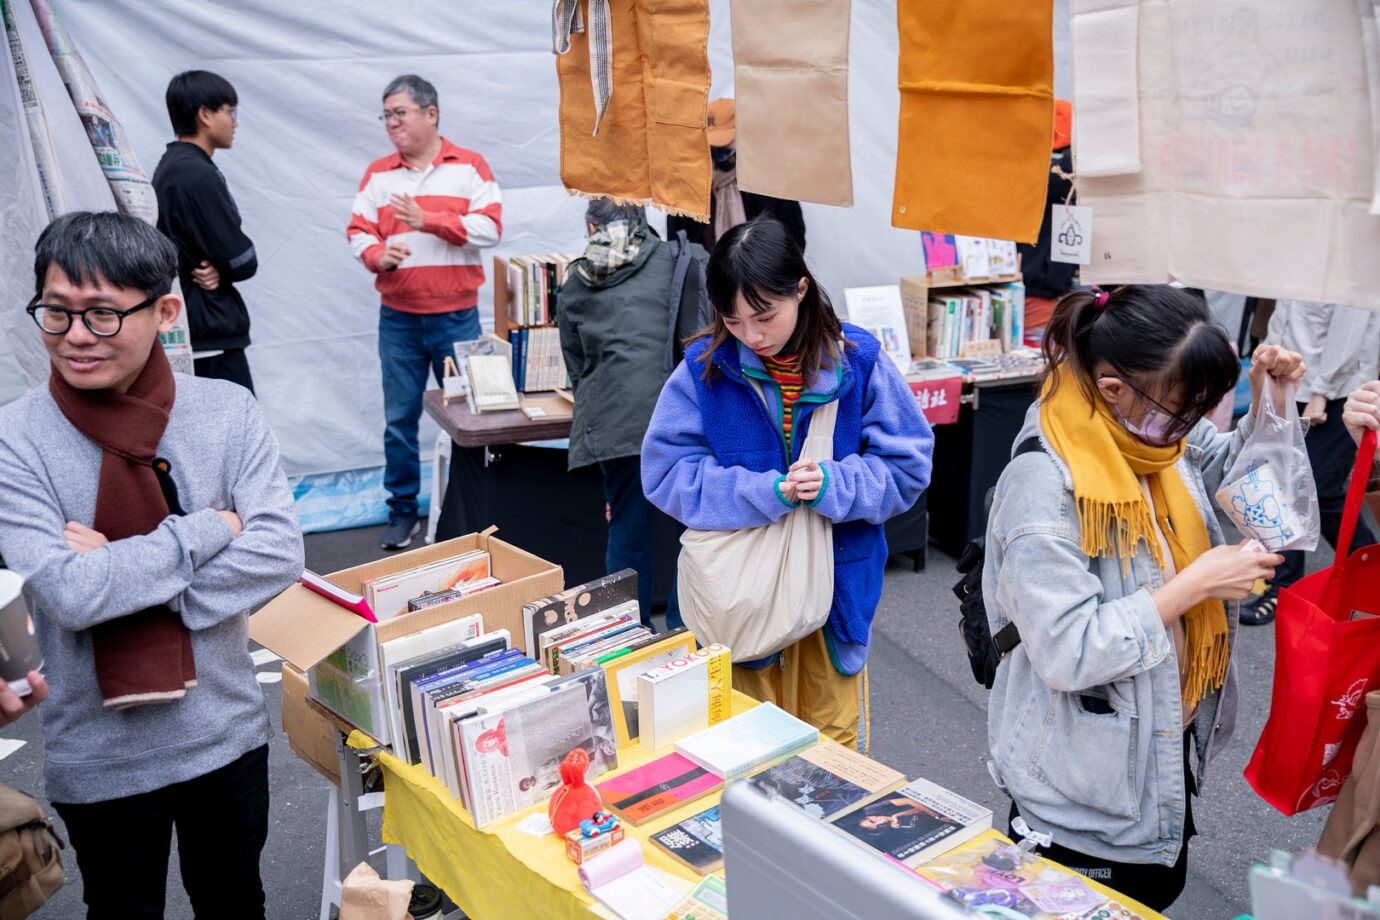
[153, 71, 259, 392]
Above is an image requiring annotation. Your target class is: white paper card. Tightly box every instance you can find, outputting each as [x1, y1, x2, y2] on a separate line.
[590, 868, 690, 920]
[843, 286, 912, 374]
[1051, 205, 1094, 265]
[515, 813, 555, 837]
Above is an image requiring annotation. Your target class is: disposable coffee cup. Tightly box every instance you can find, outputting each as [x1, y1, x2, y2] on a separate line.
[0, 571, 42, 696]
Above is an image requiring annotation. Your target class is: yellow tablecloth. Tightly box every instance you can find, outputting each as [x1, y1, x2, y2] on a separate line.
[374, 693, 761, 920]
[370, 693, 1165, 920]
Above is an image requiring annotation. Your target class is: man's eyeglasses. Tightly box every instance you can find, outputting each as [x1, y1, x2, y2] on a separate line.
[378, 106, 422, 124]
[26, 295, 159, 337]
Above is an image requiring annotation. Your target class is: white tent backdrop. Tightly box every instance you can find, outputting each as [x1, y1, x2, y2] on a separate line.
[2, 0, 1072, 515]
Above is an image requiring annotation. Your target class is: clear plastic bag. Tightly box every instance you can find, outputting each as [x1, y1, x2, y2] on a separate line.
[1214, 376, 1320, 552]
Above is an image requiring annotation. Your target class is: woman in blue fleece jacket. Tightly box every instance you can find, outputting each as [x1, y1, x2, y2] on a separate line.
[641, 217, 933, 750]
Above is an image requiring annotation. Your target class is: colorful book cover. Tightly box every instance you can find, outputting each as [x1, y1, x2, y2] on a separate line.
[921, 232, 959, 272]
[636, 643, 731, 751]
[650, 804, 723, 874]
[913, 829, 1111, 919]
[364, 551, 492, 621]
[457, 683, 597, 828]
[831, 778, 993, 868]
[522, 569, 638, 656]
[663, 875, 728, 920]
[602, 632, 698, 749]
[749, 738, 906, 821]
[674, 703, 818, 781]
[595, 752, 723, 826]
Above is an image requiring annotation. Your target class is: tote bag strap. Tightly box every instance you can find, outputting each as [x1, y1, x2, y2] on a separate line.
[744, 375, 840, 455]
[1323, 429, 1377, 606]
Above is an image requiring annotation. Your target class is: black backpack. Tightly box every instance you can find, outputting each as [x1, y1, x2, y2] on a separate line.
[953, 436, 1043, 689]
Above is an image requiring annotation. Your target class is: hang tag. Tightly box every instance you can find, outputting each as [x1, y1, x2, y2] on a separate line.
[1011, 816, 1053, 849]
[1051, 205, 1093, 265]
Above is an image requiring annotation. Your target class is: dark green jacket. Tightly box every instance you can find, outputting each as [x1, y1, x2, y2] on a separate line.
[557, 232, 709, 470]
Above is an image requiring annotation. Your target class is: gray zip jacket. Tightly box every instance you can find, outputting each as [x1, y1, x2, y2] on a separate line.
[983, 402, 1252, 867]
[0, 374, 304, 804]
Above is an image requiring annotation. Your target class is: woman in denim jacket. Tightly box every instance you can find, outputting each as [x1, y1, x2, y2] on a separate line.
[983, 286, 1305, 910]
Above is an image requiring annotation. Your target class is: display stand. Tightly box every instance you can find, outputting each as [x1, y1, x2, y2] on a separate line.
[900, 269, 1024, 361]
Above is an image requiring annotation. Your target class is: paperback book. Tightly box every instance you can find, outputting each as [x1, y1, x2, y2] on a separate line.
[673, 703, 818, 781]
[522, 569, 638, 655]
[602, 631, 698, 749]
[595, 752, 723, 827]
[749, 738, 906, 821]
[830, 778, 993, 868]
[636, 643, 731, 751]
[649, 804, 723, 874]
[363, 551, 492, 621]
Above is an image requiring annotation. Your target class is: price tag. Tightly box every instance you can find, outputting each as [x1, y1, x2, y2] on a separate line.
[1051, 204, 1093, 265]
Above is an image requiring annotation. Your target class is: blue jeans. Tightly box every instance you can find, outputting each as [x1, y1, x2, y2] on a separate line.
[599, 455, 680, 630]
[379, 305, 481, 517]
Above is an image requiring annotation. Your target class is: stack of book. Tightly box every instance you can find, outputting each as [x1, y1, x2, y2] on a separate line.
[362, 550, 498, 621]
[506, 254, 576, 326]
[508, 325, 569, 392]
[927, 282, 1026, 360]
[521, 570, 639, 655]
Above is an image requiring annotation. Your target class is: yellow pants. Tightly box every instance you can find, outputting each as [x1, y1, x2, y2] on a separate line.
[732, 629, 870, 754]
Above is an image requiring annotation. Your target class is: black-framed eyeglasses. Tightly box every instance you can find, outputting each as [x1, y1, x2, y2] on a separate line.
[1113, 375, 1202, 440]
[26, 295, 158, 337]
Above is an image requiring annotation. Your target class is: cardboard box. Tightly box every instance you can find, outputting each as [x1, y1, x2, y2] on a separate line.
[281, 663, 341, 786]
[252, 530, 563, 748]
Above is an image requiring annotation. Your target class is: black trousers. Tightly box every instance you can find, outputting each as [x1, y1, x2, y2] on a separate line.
[1008, 734, 1196, 913]
[193, 348, 255, 394]
[1274, 398, 1376, 589]
[52, 745, 270, 920]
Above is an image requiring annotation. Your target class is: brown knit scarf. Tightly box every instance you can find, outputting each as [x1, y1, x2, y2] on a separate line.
[49, 343, 197, 709]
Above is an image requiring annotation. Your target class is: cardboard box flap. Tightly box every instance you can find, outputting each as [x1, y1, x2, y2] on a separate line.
[250, 584, 371, 672]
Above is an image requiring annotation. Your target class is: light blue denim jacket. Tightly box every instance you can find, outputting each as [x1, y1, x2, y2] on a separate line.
[983, 401, 1253, 867]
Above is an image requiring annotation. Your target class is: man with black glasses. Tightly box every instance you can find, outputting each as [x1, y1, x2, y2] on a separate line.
[153, 70, 259, 392]
[0, 211, 303, 918]
[348, 74, 503, 550]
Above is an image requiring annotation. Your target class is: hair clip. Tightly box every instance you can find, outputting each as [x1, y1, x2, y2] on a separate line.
[1092, 289, 1110, 310]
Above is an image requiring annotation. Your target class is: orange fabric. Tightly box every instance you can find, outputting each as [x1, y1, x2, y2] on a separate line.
[556, 0, 712, 221]
[892, 0, 1054, 243]
[1052, 99, 1072, 150]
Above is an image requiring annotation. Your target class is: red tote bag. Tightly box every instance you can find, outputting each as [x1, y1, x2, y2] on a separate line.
[1245, 431, 1380, 815]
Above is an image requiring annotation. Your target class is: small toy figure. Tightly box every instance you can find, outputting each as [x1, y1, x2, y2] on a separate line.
[579, 811, 618, 838]
[548, 747, 603, 836]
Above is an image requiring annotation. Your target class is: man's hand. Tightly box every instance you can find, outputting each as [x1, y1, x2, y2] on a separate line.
[0, 672, 47, 727]
[1303, 393, 1328, 427]
[64, 521, 109, 554]
[389, 193, 427, 232]
[378, 240, 412, 272]
[218, 510, 244, 539]
[1344, 382, 1380, 447]
[191, 260, 221, 291]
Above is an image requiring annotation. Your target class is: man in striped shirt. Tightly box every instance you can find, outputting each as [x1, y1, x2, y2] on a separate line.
[348, 74, 503, 549]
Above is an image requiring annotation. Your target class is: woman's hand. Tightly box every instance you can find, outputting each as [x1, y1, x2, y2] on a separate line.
[1343, 382, 1380, 447]
[1151, 541, 1284, 623]
[64, 522, 108, 554]
[786, 457, 825, 504]
[1249, 344, 1306, 418]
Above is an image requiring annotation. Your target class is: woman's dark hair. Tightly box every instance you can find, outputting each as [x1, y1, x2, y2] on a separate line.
[695, 217, 843, 381]
[165, 70, 237, 137]
[1042, 285, 1240, 426]
[34, 211, 178, 300]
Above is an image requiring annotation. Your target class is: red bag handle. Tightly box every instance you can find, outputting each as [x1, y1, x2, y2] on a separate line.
[1337, 429, 1378, 565]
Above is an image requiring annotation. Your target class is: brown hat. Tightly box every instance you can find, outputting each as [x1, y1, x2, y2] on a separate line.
[707, 98, 735, 148]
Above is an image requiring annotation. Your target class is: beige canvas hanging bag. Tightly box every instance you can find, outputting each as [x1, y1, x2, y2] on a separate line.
[677, 380, 836, 662]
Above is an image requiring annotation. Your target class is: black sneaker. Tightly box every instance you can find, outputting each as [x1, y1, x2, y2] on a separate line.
[380, 512, 421, 551]
[1239, 586, 1279, 626]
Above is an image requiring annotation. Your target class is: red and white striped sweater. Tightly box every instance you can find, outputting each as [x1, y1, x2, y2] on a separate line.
[347, 138, 503, 314]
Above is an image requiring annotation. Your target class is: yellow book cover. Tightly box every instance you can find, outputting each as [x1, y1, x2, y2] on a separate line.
[602, 631, 697, 749]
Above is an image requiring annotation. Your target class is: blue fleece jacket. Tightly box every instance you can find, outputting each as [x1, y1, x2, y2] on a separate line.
[641, 323, 933, 674]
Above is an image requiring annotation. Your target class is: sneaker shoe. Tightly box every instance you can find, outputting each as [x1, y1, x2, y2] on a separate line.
[1239, 586, 1279, 626]
[380, 512, 421, 551]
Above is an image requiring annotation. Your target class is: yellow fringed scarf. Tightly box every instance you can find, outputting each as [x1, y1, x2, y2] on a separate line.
[1040, 365, 1230, 705]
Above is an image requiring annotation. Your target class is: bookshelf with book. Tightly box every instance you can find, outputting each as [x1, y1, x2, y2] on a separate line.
[900, 232, 1027, 364]
[492, 254, 578, 394]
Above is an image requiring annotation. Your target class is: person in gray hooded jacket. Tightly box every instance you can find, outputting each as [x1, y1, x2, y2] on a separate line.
[558, 199, 709, 626]
[983, 285, 1303, 911]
